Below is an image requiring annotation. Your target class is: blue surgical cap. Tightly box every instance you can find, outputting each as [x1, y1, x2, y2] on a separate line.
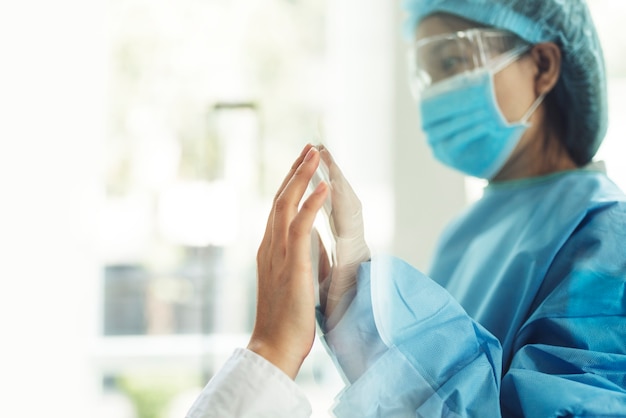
[403, 0, 608, 166]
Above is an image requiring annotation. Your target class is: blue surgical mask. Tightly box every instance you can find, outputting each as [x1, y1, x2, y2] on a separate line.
[419, 54, 545, 179]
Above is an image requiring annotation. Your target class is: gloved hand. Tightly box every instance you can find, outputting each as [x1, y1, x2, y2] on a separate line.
[317, 146, 370, 322]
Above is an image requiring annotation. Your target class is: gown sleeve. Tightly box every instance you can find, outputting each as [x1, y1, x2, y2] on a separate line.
[500, 202, 626, 417]
[185, 348, 312, 418]
[321, 253, 626, 417]
[502, 271, 626, 417]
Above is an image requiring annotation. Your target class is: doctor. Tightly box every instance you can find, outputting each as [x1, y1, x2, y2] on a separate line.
[187, 0, 626, 416]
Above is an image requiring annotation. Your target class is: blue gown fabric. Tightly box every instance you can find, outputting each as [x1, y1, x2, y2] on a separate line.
[320, 169, 626, 417]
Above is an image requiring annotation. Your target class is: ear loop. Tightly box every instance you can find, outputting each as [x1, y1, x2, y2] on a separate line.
[520, 92, 546, 124]
[491, 45, 546, 124]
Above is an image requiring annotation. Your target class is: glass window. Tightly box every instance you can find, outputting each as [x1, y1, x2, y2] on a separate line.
[59, 0, 626, 416]
[100, 0, 343, 416]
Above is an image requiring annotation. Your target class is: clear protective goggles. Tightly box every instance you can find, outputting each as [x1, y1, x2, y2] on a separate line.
[407, 28, 531, 96]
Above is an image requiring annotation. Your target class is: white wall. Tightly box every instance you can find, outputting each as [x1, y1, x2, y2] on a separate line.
[324, 0, 467, 271]
[324, 0, 395, 255]
[0, 2, 104, 416]
[390, 5, 467, 272]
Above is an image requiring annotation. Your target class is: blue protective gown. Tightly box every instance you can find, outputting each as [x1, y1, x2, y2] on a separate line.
[320, 169, 626, 417]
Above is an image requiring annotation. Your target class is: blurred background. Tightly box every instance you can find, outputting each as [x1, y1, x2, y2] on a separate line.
[0, 0, 624, 417]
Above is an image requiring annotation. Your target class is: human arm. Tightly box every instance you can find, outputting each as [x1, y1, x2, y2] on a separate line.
[324, 175, 626, 417]
[321, 204, 626, 417]
[321, 256, 503, 416]
[247, 144, 329, 378]
[185, 144, 328, 417]
[500, 207, 626, 416]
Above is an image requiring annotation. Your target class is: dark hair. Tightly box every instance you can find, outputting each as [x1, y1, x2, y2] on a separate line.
[542, 86, 571, 162]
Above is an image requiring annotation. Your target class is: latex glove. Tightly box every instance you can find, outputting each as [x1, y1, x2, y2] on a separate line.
[248, 144, 330, 379]
[318, 146, 370, 321]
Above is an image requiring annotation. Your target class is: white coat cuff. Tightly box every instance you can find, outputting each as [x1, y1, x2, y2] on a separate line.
[186, 348, 312, 418]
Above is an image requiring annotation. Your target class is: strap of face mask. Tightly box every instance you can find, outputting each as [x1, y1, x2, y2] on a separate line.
[490, 44, 546, 124]
[520, 92, 547, 123]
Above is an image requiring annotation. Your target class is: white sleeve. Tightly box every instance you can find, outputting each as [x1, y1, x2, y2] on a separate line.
[185, 348, 312, 418]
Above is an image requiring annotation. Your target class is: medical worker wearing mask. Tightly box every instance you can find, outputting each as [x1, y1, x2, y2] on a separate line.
[186, 0, 626, 416]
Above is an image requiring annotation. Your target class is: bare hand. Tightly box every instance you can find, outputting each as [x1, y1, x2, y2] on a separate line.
[247, 144, 329, 379]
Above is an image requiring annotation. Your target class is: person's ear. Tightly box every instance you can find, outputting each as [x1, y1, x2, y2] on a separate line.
[529, 42, 562, 96]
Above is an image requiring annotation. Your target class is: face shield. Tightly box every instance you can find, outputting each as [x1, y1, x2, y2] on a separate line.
[408, 28, 531, 98]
